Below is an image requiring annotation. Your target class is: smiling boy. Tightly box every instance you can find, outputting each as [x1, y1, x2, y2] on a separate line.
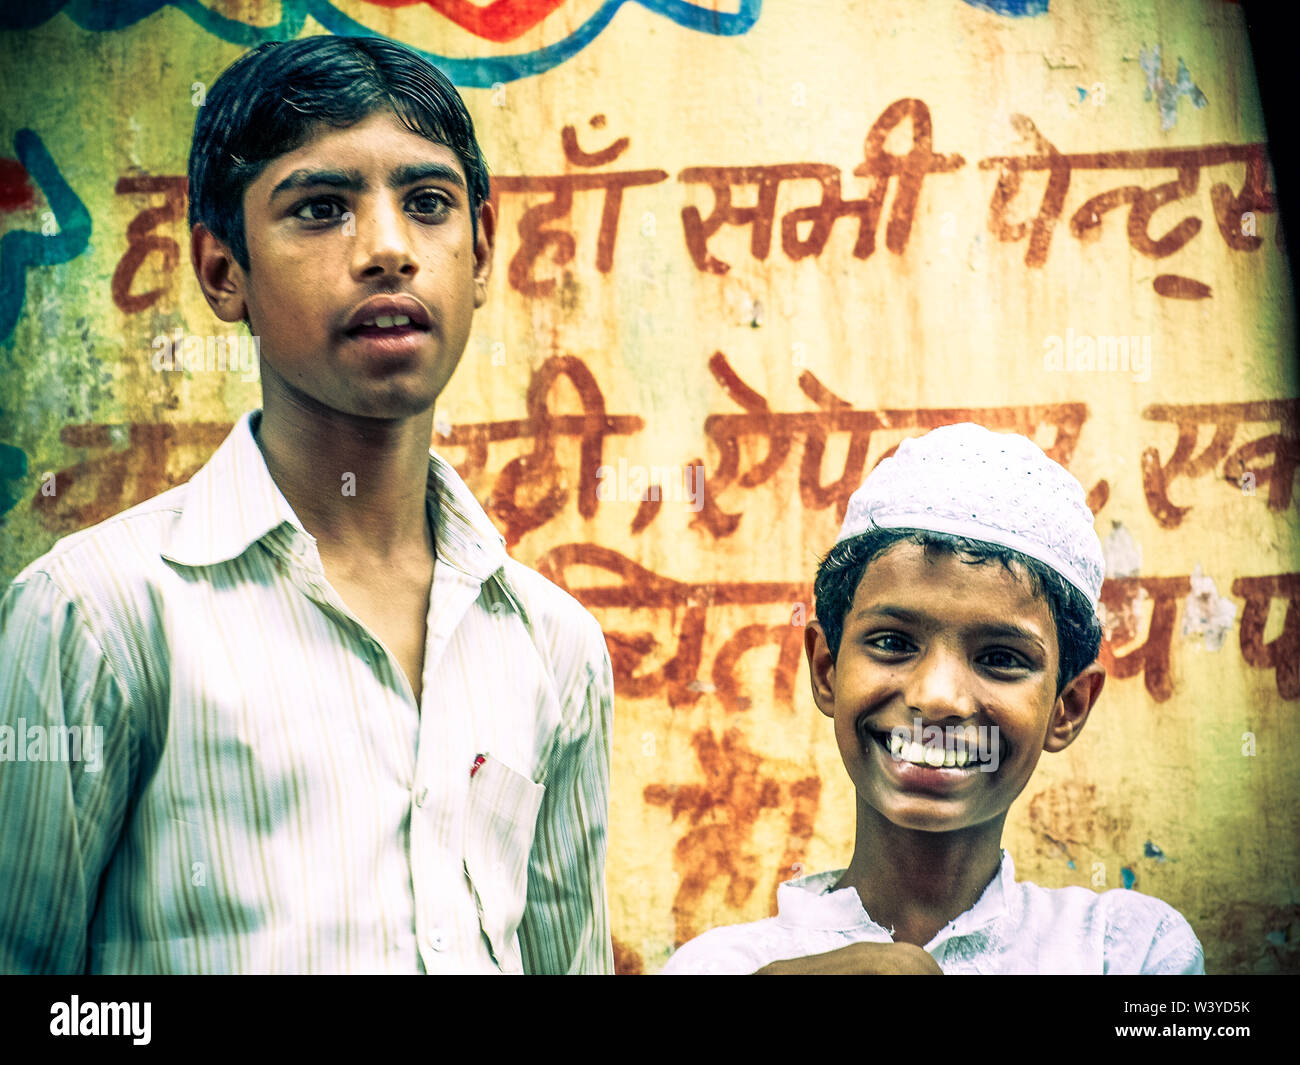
[662, 423, 1203, 975]
[0, 36, 613, 974]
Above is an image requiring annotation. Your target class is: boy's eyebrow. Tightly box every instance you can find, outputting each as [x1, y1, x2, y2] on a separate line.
[268, 162, 467, 203]
[854, 605, 1046, 646]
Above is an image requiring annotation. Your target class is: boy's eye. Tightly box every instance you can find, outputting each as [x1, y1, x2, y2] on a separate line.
[980, 649, 1029, 672]
[293, 197, 346, 223]
[408, 190, 452, 218]
[866, 633, 913, 654]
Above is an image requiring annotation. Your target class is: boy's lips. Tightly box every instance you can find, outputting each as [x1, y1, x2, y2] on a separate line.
[342, 294, 432, 335]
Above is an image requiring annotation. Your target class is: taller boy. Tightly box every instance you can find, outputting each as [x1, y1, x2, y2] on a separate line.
[0, 37, 614, 974]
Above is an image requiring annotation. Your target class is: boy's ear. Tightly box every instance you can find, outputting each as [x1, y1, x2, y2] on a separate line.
[191, 223, 249, 325]
[1044, 662, 1106, 753]
[472, 200, 495, 309]
[804, 620, 836, 719]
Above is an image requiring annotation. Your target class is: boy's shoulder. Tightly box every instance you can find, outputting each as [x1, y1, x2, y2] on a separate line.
[1012, 874, 1204, 974]
[7, 480, 192, 606]
[495, 555, 611, 710]
[500, 555, 604, 645]
[658, 915, 788, 976]
[660, 870, 877, 975]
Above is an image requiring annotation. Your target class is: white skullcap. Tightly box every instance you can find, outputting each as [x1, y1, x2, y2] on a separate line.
[836, 422, 1104, 608]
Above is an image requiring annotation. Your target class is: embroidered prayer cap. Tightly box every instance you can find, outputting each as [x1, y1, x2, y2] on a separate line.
[836, 422, 1104, 608]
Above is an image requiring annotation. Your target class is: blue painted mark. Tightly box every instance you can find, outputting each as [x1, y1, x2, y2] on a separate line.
[1121, 866, 1136, 889]
[1076, 86, 1088, 102]
[0, 1, 762, 87]
[961, 0, 1049, 16]
[0, 130, 92, 345]
[1143, 839, 1168, 862]
[1067, 860, 1075, 870]
[0, 435, 29, 518]
[1140, 45, 1208, 131]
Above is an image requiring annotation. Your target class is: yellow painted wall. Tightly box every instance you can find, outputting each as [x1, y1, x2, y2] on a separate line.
[1, 0, 1296, 973]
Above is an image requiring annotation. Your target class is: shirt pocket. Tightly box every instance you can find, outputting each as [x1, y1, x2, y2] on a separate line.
[462, 753, 545, 973]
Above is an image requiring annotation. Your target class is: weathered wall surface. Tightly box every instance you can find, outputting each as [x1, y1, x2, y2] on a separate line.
[1, 0, 1296, 973]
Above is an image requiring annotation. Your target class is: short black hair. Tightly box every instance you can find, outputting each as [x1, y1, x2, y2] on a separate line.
[813, 527, 1102, 696]
[188, 35, 490, 272]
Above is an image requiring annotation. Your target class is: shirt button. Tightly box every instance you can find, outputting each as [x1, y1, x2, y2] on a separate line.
[415, 785, 429, 808]
[427, 929, 446, 952]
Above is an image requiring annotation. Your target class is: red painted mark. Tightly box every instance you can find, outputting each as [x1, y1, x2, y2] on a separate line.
[0, 158, 35, 213]
[360, 0, 569, 42]
[470, 753, 486, 777]
[611, 937, 644, 975]
[1153, 274, 1212, 299]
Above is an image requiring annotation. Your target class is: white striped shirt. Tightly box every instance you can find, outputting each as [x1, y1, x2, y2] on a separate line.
[0, 411, 614, 974]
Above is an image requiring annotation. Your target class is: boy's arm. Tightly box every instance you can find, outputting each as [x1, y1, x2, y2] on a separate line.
[754, 942, 944, 974]
[0, 572, 133, 974]
[517, 619, 614, 974]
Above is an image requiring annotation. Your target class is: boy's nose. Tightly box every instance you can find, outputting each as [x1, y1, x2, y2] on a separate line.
[904, 647, 978, 719]
[351, 197, 418, 280]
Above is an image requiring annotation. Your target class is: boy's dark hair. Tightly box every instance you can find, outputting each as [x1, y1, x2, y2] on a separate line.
[813, 527, 1103, 696]
[188, 35, 490, 273]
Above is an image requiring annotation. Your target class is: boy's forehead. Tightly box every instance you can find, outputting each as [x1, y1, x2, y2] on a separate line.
[254, 110, 466, 188]
[850, 542, 1052, 632]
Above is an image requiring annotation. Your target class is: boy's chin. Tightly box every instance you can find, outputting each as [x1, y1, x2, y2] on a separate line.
[861, 790, 1008, 836]
[293, 381, 443, 423]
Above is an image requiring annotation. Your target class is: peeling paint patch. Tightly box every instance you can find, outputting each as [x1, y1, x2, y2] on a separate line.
[964, 0, 1050, 17]
[1103, 521, 1143, 578]
[1121, 866, 1137, 889]
[1143, 839, 1168, 862]
[1140, 45, 1208, 130]
[725, 290, 764, 328]
[1099, 583, 1149, 649]
[1181, 565, 1237, 651]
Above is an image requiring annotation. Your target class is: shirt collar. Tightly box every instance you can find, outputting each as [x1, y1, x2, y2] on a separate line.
[162, 411, 303, 568]
[162, 410, 528, 620]
[427, 448, 529, 624]
[776, 850, 1018, 940]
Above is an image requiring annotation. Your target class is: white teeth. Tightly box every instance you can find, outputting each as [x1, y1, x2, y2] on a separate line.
[888, 736, 978, 770]
[359, 314, 414, 330]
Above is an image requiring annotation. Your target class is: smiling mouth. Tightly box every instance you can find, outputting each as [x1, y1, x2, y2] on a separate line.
[863, 727, 1007, 771]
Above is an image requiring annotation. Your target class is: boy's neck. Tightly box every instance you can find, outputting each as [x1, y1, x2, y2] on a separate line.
[254, 388, 436, 561]
[834, 804, 1007, 948]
